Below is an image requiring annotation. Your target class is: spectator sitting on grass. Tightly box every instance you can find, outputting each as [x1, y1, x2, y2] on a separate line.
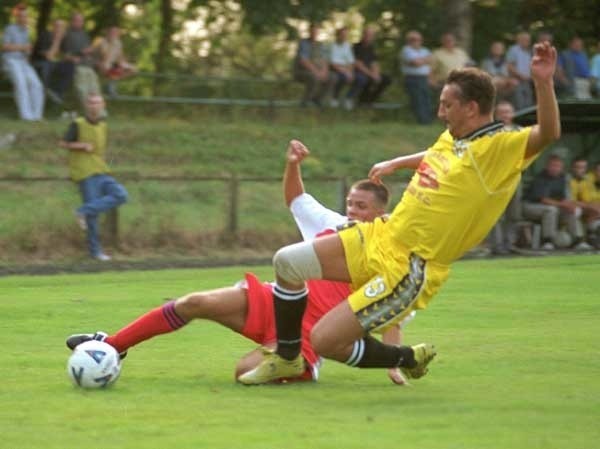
[429, 32, 472, 90]
[522, 154, 592, 251]
[92, 25, 137, 98]
[293, 24, 329, 108]
[328, 27, 355, 109]
[569, 158, 600, 248]
[480, 41, 518, 101]
[557, 36, 592, 100]
[591, 40, 600, 97]
[31, 18, 73, 104]
[488, 101, 522, 255]
[61, 12, 104, 115]
[348, 26, 391, 109]
[506, 31, 533, 110]
[1, 3, 44, 121]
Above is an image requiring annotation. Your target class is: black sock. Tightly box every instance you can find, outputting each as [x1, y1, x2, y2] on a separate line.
[345, 335, 416, 368]
[273, 284, 308, 360]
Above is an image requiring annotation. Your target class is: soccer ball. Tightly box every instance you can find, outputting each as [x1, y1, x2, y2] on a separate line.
[67, 340, 121, 389]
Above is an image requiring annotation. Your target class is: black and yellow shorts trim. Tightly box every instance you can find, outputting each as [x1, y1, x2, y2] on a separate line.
[354, 253, 425, 332]
[349, 254, 425, 332]
[337, 220, 449, 332]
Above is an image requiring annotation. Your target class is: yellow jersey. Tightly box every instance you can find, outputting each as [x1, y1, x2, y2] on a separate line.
[68, 117, 110, 182]
[570, 176, 593, 203]
[586, 172, 600, 202]
[378, 123, 535, 265]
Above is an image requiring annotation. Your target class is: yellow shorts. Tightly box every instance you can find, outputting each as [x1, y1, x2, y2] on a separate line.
[338, 219, 450, 332]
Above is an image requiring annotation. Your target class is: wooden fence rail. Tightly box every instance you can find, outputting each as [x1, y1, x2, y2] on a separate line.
[0, 174, 369, 246]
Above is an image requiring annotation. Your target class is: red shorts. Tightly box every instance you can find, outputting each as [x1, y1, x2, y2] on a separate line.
[240, 273, 319, 381]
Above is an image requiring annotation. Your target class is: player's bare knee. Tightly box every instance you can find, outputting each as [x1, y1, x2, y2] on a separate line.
[273, 245, 303, 285]
[174, 292, 211, 320]
[273, 241, 323, 286]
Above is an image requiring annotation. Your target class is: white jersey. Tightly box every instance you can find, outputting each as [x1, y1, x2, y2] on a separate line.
[289, 193, 347, 241]
[289, 192, 417, 329]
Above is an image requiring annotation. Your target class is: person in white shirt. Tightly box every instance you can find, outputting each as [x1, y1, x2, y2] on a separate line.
[400, 30, 433, 124]
[1, 3, 44, 121]
[285, 140, 417, 385]
[328, 27, 355, 109]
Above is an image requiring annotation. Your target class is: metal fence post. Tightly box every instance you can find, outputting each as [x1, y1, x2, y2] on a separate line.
[338, 176, 348, 214]
[106, 208, 119, 248]
[227, 173, 239, 236]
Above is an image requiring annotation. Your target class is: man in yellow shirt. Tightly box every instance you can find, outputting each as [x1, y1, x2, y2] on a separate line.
[238, 42, 561, 385]
[59, 94, 127, 260]
[570, 158, 600, 247]
[589, 162, 600, 203]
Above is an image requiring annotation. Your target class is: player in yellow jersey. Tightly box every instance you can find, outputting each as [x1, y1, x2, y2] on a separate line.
[238, 42, 561, 385]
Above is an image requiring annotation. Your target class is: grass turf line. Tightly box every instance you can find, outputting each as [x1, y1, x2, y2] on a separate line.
[1, 255, 599, 448]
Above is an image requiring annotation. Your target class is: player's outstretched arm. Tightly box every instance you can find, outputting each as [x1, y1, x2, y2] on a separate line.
[284, 139, 310, 207]
[526, 42, 561, 158]
[369, 151, 426, 184]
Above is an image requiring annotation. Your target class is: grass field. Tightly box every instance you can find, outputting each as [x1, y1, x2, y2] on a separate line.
[0, 112, 442, 262]
[1, 255, 599, 449]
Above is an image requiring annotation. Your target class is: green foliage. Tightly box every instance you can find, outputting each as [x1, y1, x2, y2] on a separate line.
[9, 0, 600, 79]
[1, 256, 600, 448]
[239, 0, 354, 34]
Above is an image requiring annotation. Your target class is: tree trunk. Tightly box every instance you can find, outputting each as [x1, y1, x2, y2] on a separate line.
[442, 0, 472, 55]
[35, 0, 54, 39]
[154, 0, 174, 95]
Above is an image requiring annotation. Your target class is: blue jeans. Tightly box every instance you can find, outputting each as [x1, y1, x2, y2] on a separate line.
[77, 174, 128, 257]
[404, 75, 432, 124]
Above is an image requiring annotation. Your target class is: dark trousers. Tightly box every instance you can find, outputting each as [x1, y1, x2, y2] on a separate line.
[330, 70, 353, 99]
[348, 71, 391, 103]
[33, 59, 74, 99]
[294, 69, 329, 105]
[404, 75, 432, 124]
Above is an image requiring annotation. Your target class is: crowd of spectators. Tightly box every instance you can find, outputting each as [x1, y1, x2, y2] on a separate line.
[293, 24, 390, 110]
[2, 7, 599, 257]
[294, 24, 600, 121]
[2, 4, 136, 121]
[292, 24, 600, 253]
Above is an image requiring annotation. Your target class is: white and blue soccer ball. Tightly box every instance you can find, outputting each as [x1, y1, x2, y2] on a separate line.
[67, 340, 121, 389]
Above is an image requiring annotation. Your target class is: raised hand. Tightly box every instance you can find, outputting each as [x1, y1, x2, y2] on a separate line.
[287, 139, 310, 164]
[368, 159, 397, 184]
[530, 42, 557, 84]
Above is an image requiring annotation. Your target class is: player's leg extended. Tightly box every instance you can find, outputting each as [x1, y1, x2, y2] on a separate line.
[311, 301, 425, 374]
[311, 257, 439, 379]
[67, 287, 248, 355]
[273, 233, 350, 359]
[105, 287, 248, 353]
[237, 234, 350, 384]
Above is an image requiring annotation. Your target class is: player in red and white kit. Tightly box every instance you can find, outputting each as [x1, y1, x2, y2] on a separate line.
[66, 141, 415, 384]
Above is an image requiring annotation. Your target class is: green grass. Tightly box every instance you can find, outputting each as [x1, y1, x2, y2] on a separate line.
[0, 111, 442, 262]
[1, 255, 599, 449]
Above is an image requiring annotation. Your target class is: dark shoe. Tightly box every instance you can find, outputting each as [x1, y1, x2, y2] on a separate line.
[66, 331, 127, 359]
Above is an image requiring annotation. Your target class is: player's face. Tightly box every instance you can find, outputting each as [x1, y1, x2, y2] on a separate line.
[85, 96, 105, 120]
[546, 159, 564, 177]
[345, 189, 384, 222]
[572, 160, 587, 179]
[495, 103, 514, 125]
[438, 84, 472, 138]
